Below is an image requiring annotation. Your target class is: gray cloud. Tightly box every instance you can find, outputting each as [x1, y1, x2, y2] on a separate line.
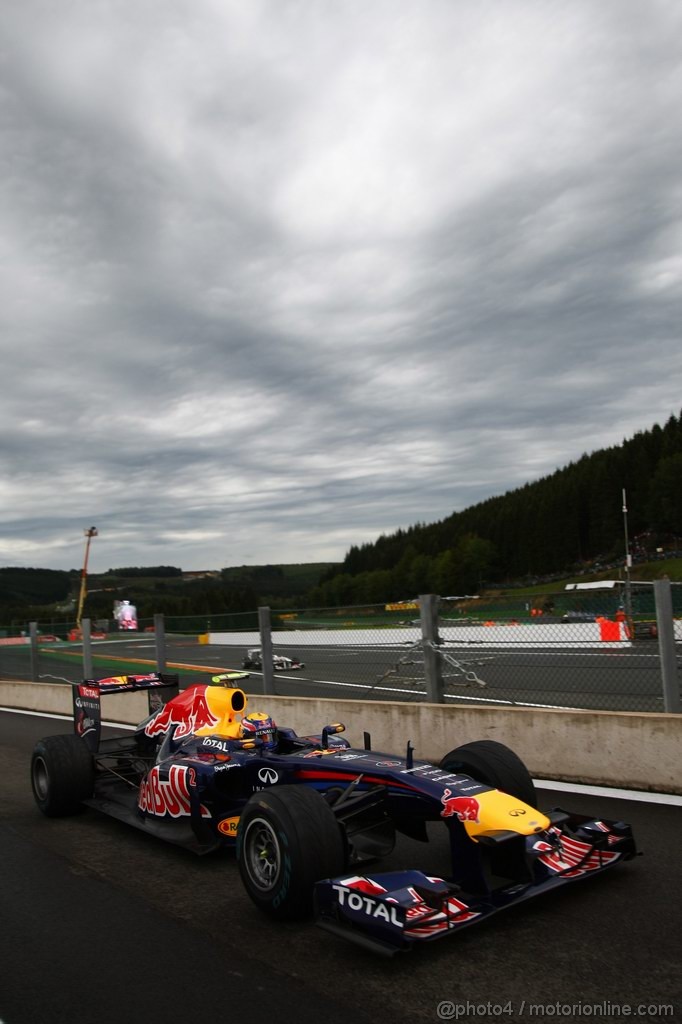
[1, 0, 681, 571]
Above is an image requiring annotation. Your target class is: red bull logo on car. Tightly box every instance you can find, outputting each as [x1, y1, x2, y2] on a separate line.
[440, 790, 481, 822]
[144, 686, 220, 740]
[144, 684, 248, 741]
[138, 764, 210, 818]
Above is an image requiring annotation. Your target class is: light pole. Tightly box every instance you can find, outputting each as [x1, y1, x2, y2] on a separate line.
[621, 490, 633, 624]
[76, 526, 98, 628]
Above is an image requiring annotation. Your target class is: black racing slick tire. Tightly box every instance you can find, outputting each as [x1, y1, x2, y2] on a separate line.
[237, 785, 346, 920]
[31, 734, 95, 817]
[439, 739, 537, 807]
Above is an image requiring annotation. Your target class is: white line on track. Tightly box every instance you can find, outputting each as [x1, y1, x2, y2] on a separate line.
[231, 670, 428, 696]
[534, 778, 682, 806]
[4, 705, 680, 806]
[443, 691, 583, 710]
[242, 673, 597, 711]
[280, 676, 430, 697]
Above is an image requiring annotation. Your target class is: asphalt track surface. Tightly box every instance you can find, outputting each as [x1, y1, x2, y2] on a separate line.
[1, 711, 680, 1024]
[201, 638, 672, 712]
[3, 634, 676, 712]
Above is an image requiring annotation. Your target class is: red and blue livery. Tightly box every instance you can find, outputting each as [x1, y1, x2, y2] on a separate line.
[30, 674, 637, 954]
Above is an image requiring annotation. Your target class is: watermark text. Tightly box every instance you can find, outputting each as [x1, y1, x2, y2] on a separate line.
[436, 1000, 675, 1020]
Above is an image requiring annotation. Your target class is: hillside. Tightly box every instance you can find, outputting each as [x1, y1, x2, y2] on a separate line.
[0, 562, 339, 624]
[220, 563, 337, 597]
[309, 411, 682, 606]
[0, 568, 72, 605]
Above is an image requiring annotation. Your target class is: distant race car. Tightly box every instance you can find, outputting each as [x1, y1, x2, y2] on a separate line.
[241, 648, 305, 671]
[30, 673, 637, 954]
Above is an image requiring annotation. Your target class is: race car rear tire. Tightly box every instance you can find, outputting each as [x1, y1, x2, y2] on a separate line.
[439, 740, 536, 807]
[237, 785, 346, 920]
[31, 734, 95, 817]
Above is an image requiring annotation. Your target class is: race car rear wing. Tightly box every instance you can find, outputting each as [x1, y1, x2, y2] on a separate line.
[72, 673, 180, 752]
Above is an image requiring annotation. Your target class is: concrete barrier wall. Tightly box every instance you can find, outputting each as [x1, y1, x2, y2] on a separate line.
[2, 680, 679, 794]
[0, 680, 152, 723]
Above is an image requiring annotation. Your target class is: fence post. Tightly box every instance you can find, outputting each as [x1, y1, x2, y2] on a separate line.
[654, 579, 680, 713]
[154, 614, 167, 672]
[419, 594, 444, 703]
[82, 618, 93, 679]
[258, 606, 275, 696]
[29, 621, 39, 682]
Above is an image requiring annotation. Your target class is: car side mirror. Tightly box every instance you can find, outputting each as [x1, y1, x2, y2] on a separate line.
[237, 736, 264, 750]
[322, 723, 345, 749]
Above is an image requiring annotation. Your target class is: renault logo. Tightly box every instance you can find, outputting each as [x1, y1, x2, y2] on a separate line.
[258, 767, 279, 785]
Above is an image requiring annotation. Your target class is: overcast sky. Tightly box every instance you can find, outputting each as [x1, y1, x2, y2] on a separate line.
[1, 1, 680, 573]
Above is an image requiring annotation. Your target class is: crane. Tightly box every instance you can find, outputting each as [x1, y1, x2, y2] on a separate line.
[76, 526, 98, 629]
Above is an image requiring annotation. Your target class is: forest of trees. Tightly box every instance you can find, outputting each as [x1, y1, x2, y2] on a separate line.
[0, 567, 260, 626]
[0, 568, 73, 607]
[0, 563, 333, 625]
[307, 411, 682, 607]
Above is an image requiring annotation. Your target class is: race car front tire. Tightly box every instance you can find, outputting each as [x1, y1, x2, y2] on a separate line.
[439, 739, 536, 807]
[237, 785, 346, 920]
[31, 734, 95, 817]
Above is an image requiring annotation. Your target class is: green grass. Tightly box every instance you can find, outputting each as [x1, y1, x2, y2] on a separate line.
[37, 647, 241, 678]
[497, 558, 682, 597]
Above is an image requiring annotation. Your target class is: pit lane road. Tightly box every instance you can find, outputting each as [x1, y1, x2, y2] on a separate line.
[0, 711, 679, 1024]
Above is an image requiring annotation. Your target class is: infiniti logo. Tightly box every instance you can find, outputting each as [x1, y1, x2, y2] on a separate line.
[257, 767, 279, 785]
[509, 808, 527, 817]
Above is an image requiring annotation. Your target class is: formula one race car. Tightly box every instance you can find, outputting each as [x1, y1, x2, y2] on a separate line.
[30, 673, 637, 954]
[241, 648, 305, 671]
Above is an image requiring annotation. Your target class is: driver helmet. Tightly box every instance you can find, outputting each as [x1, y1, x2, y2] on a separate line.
[240, 711, 277, 750]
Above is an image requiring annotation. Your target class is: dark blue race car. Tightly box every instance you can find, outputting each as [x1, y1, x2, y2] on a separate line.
[30, 673, 637, 954]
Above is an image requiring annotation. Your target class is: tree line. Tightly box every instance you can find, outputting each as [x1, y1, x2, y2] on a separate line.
[308, 411, 682, 607]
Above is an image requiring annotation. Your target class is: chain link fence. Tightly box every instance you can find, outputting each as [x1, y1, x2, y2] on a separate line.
[430, 584, 674, 713]
[2, 586, 680, 713]
[0, 611, 259, 686]
[206, 586, 680, 713]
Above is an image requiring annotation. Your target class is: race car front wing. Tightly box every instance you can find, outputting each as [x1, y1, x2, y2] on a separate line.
[314, 812, 637, 954]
